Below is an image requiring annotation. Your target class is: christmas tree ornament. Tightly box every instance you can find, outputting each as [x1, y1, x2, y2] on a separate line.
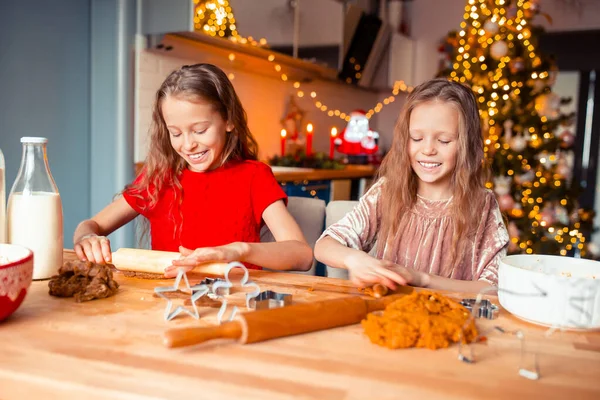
[493, 176, 512, 196]
[498, 193, 515, 211]
[530, 79, 546, 94]
[483, 19, 499, 35]
[509, 57, 525, 74]
[556, 157, 571, 179]
[536, 151, 558, 169]
[510, 134, 527, 152]
[559, 129, 575, 148]
[503, 119, 514, 142]
[587, 242, 599, 258]
[334, 110, 379, 156]
[555, 205, 570, 225]
[535, 93, 561, 119]
[490, 40, 509, 60]
[540, 204, 556, 226]
[515, 170, 534, 184]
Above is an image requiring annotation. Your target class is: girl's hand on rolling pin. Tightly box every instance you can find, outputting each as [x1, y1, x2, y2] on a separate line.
[164, 243, 247, 278]
[74, 234, 112, 264]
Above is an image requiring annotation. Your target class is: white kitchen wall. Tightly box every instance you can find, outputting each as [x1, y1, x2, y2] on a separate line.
[230, 0, 344, 47]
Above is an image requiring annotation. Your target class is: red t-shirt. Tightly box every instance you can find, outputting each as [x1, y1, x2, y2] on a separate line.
[123, 160, 287, 269]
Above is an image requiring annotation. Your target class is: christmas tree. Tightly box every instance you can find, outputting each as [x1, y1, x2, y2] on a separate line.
[193, 0, 267, 47]
[438, 0, 595, 257]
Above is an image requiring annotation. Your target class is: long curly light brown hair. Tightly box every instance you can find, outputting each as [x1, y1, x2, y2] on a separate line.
[127, 64, 258, 244]
[130, 63, 258, 210]
[376, 78, 489, 276]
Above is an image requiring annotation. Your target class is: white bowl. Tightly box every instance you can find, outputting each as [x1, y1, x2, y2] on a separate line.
[498, 254, 600, 330]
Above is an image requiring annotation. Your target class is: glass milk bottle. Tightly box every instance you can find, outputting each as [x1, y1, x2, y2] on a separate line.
[8, 137, 63, 279]
[0, 147, 5, 243]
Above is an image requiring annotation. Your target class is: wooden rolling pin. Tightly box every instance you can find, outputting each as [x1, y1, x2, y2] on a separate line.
[164, 286, 413, 348]
[111, 248, 228, 275]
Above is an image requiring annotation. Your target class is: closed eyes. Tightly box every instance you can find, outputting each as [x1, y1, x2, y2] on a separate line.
[169, 129, 207, 137]
[410, 137, 452, 144]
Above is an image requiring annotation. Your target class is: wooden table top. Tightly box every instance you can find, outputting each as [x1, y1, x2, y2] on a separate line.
[1, 250, 599, 399]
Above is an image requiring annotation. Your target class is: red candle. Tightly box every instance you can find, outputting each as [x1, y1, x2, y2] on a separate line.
[329, 127, 338, 159]
[306, 123, 313, 156]
[280, 129, 287, 157]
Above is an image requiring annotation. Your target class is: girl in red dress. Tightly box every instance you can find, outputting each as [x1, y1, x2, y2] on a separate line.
[74, 64, 313, 276]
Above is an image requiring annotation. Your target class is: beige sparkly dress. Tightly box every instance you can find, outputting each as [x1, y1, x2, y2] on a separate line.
[320, 179, 509, 286]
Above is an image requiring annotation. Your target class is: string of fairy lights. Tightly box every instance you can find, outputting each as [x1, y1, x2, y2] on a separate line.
[450, 0, 585, 256]
[193, 0, 414, 122]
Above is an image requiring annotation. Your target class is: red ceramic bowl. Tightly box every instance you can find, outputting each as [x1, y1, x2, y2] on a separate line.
[0, 243, 34, 321]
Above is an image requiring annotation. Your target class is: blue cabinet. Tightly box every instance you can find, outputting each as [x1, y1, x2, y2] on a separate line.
[280, 180, 331, 204]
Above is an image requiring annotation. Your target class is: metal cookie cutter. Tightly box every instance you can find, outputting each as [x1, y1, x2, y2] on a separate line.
[198, 277, 229, 296]
[212, 262, 260, 324]
[154, 268, 210, 321]
[460, 298, 499, 319]
[249, 290, 292, 310]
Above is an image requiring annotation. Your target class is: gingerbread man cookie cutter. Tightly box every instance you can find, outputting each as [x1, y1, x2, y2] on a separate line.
[211, 262, 260, 324]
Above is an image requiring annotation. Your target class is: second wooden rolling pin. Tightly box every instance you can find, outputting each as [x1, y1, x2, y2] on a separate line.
[163, 286, 413, 348]
[111, 248, 228, 275]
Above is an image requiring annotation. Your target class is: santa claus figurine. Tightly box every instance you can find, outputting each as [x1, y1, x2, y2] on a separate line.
[335, 110, 379, 155]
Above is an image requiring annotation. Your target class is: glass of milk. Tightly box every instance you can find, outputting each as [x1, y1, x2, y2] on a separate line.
[7, 137, 63, 280]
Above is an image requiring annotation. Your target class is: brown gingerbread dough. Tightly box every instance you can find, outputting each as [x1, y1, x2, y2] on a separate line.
[121, 270, 165, 279]
[48, 261, 119, 302]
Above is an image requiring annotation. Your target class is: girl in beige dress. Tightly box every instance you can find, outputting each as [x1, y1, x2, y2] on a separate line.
[315, 78, 509, 292]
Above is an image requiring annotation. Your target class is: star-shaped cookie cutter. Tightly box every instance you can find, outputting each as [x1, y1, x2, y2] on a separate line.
[154, 268, 210, 321]
[212, 262, 260, 324]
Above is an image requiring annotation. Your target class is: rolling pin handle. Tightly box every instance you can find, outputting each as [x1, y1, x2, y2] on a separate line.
[163, 321, 243, 348]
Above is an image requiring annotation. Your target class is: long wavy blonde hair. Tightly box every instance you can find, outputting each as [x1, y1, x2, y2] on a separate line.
[376, 78, 489, 276]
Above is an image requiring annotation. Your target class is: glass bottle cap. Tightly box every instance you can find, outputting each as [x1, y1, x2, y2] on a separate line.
[21, 136, 48, 143]
[21, 137, 48, 144]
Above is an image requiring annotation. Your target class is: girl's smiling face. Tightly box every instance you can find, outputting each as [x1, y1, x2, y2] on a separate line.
[162, 95, 233, 172]
[408, 100, 459, 200]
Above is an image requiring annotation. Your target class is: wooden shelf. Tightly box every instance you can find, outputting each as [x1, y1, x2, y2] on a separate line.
[152, 33, 383, 94]
[161, 32, 338, 83]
